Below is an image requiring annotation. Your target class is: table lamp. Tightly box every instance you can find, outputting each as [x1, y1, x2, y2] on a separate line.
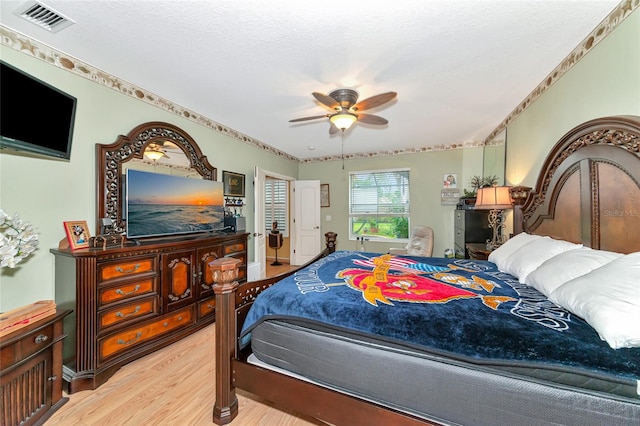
[474, 186, 513, 250]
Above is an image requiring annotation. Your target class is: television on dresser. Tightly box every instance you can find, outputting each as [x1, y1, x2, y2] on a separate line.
[125, 169, 225, 239]
[0, 61, 77, 160]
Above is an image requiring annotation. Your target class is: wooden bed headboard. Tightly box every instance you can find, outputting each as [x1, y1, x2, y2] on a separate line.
[518, 115, 640, 254]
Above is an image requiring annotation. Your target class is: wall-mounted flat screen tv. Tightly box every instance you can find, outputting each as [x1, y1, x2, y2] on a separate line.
[0, 61, 77, 160]
[125, 169, 225, 239]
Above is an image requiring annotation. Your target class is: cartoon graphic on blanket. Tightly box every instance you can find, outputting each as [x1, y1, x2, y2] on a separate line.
[340, 253, 515, 309]
[241, 251, 640, 388]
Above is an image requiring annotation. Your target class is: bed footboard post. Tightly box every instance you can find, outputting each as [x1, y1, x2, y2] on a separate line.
[325, 231, 337, 253]
[210, 257, 242, 425]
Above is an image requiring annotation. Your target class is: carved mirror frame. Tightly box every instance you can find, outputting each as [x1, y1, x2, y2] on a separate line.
[96, 121, 216, 236]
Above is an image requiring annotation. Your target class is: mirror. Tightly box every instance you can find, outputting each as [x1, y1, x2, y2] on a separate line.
[125, 141, 200, 178]
[483, 128, 506, 185]
[96, 122, 217, 236]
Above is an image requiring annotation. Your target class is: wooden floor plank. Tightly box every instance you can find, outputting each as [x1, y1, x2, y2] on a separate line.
[48, 262, 325, 425]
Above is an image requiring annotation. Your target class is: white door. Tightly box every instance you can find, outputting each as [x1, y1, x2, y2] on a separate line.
[291, 180, 321, 265]
[255, 168, 297, 278]
[254, 167, 267, 280]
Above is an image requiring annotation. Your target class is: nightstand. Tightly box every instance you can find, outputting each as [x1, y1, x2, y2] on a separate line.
[1, 308, 71, 425]
[466, 243, 493, 261]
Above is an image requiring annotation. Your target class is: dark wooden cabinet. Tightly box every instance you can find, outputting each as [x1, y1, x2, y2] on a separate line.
[454, 209, 492, 258]
[51, 233, 247, 393]
[466, 243, 493, 261]
[0, 309, 71, 426]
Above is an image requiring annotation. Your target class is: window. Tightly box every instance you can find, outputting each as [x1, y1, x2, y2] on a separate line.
[349, 169, 410, 241]
[265, 178, 288, 237]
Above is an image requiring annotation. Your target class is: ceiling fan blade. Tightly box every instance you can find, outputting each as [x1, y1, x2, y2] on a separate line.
[329, 123, 339, 135]
[352, 92, 397, 111]
[312, 92, 340, 110]
[289, 114, 330, 123]
[358, 113, 388, 125]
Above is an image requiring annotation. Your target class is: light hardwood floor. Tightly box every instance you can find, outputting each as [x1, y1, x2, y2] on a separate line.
[48, 262, 325, 426]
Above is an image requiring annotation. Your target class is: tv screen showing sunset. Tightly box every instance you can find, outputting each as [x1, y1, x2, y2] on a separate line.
[126, 169, 225, 238]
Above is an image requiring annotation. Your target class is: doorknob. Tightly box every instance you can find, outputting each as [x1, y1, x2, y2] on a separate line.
[314, 226, 320, 229]
[253, 232, 263, 237]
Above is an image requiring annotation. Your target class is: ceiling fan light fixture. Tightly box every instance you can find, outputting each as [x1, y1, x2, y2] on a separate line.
[330, 112, 357, 130]
[144, 148, 167, 161]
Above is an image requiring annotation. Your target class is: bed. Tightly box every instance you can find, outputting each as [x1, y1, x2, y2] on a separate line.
[211, 115, 640, 425]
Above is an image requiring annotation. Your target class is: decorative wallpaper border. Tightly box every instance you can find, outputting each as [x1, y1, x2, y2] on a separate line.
[483, 0, 638, 144]
[1, 0, 636, 163]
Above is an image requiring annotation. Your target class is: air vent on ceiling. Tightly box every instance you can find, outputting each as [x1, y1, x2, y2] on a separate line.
[13, 1, 75, 33]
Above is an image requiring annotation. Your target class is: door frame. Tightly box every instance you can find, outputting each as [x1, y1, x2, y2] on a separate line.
[254, 167, 294, 279]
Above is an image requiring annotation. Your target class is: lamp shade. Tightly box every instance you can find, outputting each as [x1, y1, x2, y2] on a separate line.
[475, 186, 513, 210]
[330, 112, 357, 130]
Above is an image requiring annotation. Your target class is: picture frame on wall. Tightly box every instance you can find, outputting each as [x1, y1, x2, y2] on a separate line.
[222, 171, 245, 197]
[321, 184, 330, 207]
[443, 173, 457, 188]
[63, 220, 91, 250]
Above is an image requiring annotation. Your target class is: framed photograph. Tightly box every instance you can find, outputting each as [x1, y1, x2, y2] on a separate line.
[63, 220, 91, 250]
[443, 173, 457, 188]
[320, 184, 330, 207]
[222, 171, 245, 197]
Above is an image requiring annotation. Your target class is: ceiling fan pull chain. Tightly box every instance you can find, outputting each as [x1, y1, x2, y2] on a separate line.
[341, 130, 345, 170]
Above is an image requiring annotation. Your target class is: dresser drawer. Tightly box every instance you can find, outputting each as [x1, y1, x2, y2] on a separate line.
[98, 278, 157, 306]
[1, 324, 54, 366]
[98, 257, 156, 283]
[98, 296, 159, 332]
[98, 307, 194, 363]
[454, 210, 465, 229]
[223, 241, 246, 255]
[197, 296, 216, 320]
[454, 227, 465, 250]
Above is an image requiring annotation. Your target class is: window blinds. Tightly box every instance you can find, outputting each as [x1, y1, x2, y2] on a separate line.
[349, 169, 410, 216]
[265, 179, 288, 235]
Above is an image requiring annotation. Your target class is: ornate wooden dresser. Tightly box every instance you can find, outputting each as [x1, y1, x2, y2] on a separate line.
[51, 233, 247, 393]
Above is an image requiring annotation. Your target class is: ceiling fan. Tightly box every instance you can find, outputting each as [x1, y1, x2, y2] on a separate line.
[144, 141, 182, 161]
[289, 89, 397, 134]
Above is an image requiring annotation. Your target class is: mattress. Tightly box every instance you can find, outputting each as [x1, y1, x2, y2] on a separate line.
[251, 319, 640, 426]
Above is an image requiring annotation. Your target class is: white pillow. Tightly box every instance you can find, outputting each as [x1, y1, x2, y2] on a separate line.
[499, 236, 582, 283]
[525, 247, 622, 297]
[488, 232, 542, 271]
[549, 252, 640, 349]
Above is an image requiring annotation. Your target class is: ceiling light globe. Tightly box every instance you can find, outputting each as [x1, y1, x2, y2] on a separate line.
[330, 112, 357, 130]
[144, 149, 166, 161]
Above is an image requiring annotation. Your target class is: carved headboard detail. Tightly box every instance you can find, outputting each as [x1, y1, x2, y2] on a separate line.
[96, 121, 216, 236]
[520, 115, 640, 253]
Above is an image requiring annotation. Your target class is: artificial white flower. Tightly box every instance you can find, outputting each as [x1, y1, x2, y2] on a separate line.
[0, 209, 39, 269]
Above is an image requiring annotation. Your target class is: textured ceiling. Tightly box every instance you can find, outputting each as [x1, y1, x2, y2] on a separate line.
[0, 0, 623, 160]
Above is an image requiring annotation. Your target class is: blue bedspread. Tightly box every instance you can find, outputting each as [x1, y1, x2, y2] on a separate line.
[241, 251, 640, 386]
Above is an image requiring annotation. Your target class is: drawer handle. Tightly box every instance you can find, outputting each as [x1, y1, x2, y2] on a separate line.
[116, 285, 141, 296]
[165, 316, 184, 327]
[115, 306, 141, 318]
[207, 304, 214, 309]
[115, 264, 141, 274]
[117, 332, 142, 346]
[35, 334, 48, 344]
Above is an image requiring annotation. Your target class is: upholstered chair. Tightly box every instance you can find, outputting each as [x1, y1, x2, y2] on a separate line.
[389, 225, 434, 257]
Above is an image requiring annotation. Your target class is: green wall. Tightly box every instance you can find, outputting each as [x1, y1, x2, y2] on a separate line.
[299, 147, 484, 257]
[506, 9, 640, 188]
[0, 47, 298, 312]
